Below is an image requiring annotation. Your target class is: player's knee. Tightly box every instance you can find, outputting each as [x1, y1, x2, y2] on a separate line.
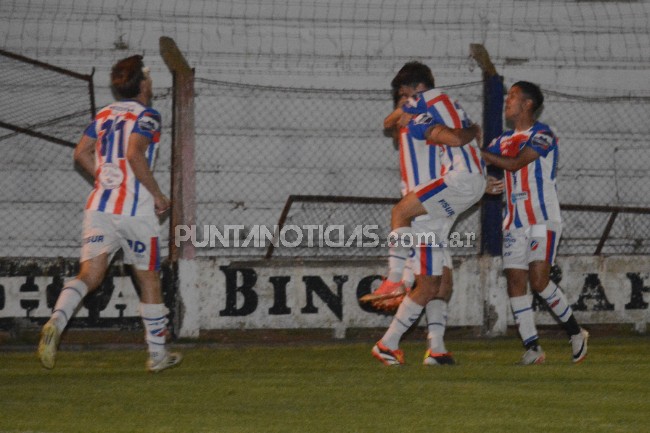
[529, 275, 550, 293]
[77, 272, 105, 292]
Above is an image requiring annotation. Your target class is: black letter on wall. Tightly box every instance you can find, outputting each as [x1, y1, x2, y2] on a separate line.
[268, 276, 291, 315]
[219, 266, 258, 317]
[572, 274, 614, 311]
[300, 276, 347, 320]
[625, 273, 649, 310]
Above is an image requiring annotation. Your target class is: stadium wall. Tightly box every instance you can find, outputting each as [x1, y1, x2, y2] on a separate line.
[2, 256, 648, 336]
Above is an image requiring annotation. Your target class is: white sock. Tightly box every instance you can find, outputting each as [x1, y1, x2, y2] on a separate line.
[402, 259, 415, 288]
[510, 295, 538, 348]
[539, 281, 572, 323]
[425, 299, 448, 353]
[381, 296, 423, 350]
[387, 227, 412, 282]
[51, 279, 88, 332]
[139, 303, 169, 362]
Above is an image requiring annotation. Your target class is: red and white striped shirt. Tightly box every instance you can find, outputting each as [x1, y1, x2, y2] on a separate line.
[486, 122, 561, 230]
[83, 100, 161, 217]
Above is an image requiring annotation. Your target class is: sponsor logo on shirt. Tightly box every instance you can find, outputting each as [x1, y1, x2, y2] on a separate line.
[511, 191, 529, 204]
[413, 113, 433, 125]
[138, 115, 160, 132]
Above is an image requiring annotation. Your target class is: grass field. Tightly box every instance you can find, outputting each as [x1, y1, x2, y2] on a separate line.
[1, 335, 649, 433]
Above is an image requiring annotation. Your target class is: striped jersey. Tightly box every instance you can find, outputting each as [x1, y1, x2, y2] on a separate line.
[397, 125, 442, 195]
[406, 89, 485, 176]
[83, 100, 161, 217]
[486, 121, 560, 230]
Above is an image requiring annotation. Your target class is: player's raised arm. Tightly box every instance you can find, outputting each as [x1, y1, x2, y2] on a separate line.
[73, 134, 97, 178]
[426, 123, 481, 147]
[481, 145, 540, 172]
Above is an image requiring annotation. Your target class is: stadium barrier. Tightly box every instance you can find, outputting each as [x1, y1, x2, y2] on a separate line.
[2, 255, 648, 337]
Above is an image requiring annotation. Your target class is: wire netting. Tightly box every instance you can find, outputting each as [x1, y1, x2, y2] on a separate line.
[528, 83, 650, 255]
[2, 0, 650, 259]
[0, 51, 172, 257]
[192, 78, 483, 257]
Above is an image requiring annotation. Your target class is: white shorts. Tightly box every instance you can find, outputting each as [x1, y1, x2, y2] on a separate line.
[414, 172, 486, 221]
[409, 215, 453, 276]
[80, 210, 161, 271]
[502, 223, 561, 270]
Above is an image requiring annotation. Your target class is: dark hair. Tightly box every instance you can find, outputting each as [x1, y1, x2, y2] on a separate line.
[110, 55, 146, 100]
[513, 81, 544, 114]
[391, 61, 435, 90]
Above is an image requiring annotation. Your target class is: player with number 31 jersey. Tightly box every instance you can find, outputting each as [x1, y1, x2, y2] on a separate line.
[84, 102, 161, 217]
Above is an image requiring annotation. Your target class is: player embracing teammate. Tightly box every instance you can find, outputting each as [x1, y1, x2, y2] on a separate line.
[362, 62, 486, 366]
[482, 81, 588, 364]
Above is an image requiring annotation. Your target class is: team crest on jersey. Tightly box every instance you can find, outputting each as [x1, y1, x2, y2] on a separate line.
[98, 162, 124, 190]
[413, 113, 433, 125]
[138, 115, 160, 132]
[530, 240, 539, 251]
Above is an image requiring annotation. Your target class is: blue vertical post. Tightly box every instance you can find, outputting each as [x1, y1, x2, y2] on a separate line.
[481, 74, 505, 256]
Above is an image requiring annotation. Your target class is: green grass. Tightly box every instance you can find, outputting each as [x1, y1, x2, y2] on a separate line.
[1, 336, 649, 433]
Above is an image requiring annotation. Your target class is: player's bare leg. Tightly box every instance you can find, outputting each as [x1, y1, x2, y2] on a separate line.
[529, 261, 588, 363]
[133, 268, 182, 372]
[38, 254, 108, 369]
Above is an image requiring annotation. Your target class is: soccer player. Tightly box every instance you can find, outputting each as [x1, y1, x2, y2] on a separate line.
[363, 62, 486, 366]
[38, 55, 182, 372]
[369, 76, 455, 365]
[482, 81, 589, 364]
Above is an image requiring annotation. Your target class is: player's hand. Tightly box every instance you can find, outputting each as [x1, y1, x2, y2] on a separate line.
[397, 112, 414, 128]
[485, 176, 505, 195]
[155, 194, 171, 215]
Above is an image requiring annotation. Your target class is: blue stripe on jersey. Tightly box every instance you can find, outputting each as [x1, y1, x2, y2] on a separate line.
[514, 204, 522, 228]
[408, 135, 420, 185]
[428, 146, 436, 180]
[459, 146, 472, 174]
[550, 148, 558, 180]
[105, 128, 114, 163]
[535, 159, 548, 220]
[97, 189, 112, 212]
[418, 182, 448, 201]
[446, 146, 454, 171]
[131, 143, 156, 216]
[131, 181, 140, 216]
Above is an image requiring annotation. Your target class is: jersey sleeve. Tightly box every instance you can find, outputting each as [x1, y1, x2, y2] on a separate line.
[83, 121, 98, 139]
[407, 106, 445, 140]
[526, 130, 556, 157]
[401, 94, 428, 115]
[485, 137, 502, 155]
[132, 108, 162, 142]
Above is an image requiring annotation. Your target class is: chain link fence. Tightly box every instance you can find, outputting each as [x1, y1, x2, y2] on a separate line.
[192, 78, 484, 258]
[2, 54, 650, 259]
[528, 83, 650, 255]
[0, 49, 172, 258]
